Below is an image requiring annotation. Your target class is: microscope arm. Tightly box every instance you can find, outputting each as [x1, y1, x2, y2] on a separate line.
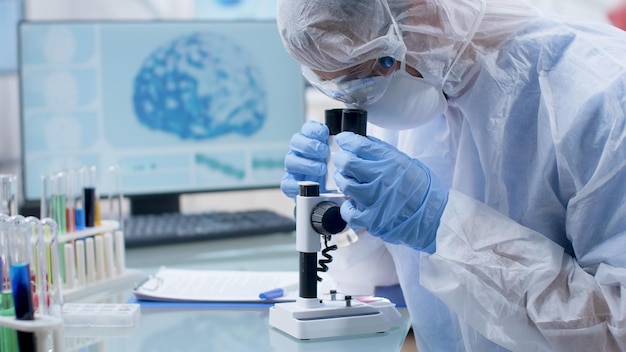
[295, 181, 347, 305]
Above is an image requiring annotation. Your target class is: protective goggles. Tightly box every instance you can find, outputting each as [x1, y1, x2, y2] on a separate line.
[302, 56, 398, 106]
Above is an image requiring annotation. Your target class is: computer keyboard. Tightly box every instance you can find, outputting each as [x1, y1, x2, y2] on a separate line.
[122, 209, 296, 248]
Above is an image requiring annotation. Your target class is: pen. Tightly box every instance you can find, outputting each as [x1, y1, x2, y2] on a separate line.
[259, 283, 298, 300]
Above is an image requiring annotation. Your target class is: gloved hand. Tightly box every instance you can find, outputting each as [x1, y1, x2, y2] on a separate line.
[281, 120, 330, 199]
[332, 132, 448, 253]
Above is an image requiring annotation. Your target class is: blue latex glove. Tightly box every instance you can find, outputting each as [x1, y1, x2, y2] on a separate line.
[281, 120, 330, 199]
[333, 132, 448, 253]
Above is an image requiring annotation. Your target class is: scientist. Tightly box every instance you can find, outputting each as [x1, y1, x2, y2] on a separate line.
[277, 0, 626, 351]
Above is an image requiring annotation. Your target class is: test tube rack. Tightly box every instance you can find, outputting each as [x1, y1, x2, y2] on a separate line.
[57, 220, 143, 302]
[0, 313, 64, 352]
[0, 219, 142, 352]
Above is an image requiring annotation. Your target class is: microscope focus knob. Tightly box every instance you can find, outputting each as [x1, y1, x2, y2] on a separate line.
[311, 201, 347, 235]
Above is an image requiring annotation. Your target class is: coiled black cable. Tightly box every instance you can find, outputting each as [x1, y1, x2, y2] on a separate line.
[317, 234, 338, 282]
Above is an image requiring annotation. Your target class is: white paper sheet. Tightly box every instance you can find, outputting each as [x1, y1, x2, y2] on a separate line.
[133, 267, 337, 303]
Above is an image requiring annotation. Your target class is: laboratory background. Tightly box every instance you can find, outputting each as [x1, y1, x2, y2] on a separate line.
[2, 0, 626, 168]
[0, 0, 626, 351]
[2, 0, 626, 174]
[0, 0, 310, 216]
[1, 0, 625, 248]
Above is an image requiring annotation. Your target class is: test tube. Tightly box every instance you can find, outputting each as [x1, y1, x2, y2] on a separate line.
[107, 165, 127, 275]
[0, 214, 19, 352]
[41, 173, 68, 288]
[9, 215, 36, 352]
[64, 170, 77, 233]
[324, 109, 343, 193]
[27, 217, 49, 317]
[0, 174, 18, 216]
[41, 173, 66, 234]
[40, 174, 51, 219]
[41, 218, 63, 317]
[55, 172, 67, 235]
[107, 164, 124, 232]
[81, 166, 98, 227]
[74, 168, 86, 231]
[0, 214, 9, 291]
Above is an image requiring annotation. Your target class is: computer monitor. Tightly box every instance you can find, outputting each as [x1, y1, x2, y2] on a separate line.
[0, 0, 22, 73]
[18, 20, 305, 215]
[195, 0, 277, 20]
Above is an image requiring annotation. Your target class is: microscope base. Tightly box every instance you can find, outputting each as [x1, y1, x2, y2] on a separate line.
[269, 297, 402, 340]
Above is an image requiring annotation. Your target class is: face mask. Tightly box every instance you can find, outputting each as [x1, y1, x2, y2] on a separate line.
[356, 71, 448, 130]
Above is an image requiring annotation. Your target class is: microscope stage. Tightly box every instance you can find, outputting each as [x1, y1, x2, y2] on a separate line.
[269, 297, 402, 340]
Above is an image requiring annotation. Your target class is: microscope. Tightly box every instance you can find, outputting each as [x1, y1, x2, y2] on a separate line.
[268, 109, 402, 340]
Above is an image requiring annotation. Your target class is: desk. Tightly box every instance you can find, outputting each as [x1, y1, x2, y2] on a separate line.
[66, 233, 411, 352]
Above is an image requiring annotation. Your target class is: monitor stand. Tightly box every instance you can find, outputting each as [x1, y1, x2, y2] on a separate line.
[128, 193, 180, 215]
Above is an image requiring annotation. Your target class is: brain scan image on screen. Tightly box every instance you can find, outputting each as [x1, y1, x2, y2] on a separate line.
[132, 32, 267, 140]
[19, 21, 304, 201]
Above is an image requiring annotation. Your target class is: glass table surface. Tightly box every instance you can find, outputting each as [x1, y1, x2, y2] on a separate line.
[63, 233, 411, 352]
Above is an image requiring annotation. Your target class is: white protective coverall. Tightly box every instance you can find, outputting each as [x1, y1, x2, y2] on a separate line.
[276, 0, 626, 351]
